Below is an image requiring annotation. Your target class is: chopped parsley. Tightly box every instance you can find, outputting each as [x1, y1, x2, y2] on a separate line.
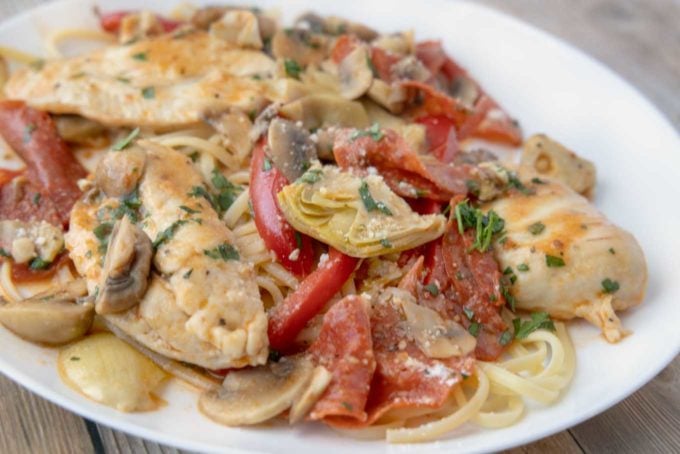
[350, 123, 384, 142]
[23, 124, 36, 143]
[204, 243, 240, 261]
[608, 247, 616, 255]
[463, 307, 475, 320]
[601, 278, 620, 294]
[517, 263, 530, 272]
[468, 322, 480, 337]
[507, 171, 533, 195]
[211, 169, 242, 213]
[188, 185, 216, 209]
[503, 266, 517, 284]
[513, 312, 555, 339]
[141, 86, 155, 99]
[294, 231, 303, 249]
[531, 177, 546, 185]
[341, 401, 353, 411]
[424, 283, 439, 296]
[454, 200, 505, 252]
[93, 222, 114, 254]
[366, 55, 377, 76]
[298, 168, 323, 185]
[153, 220, 190, 250]
[32, 193, 41, 206]
[70, 356, 81, 361]
[545, 254, 565, 268]
[183, 269, 193, 279]
[29, 59, 45, 71]
[268, 349, 282, 362]
[179, 205, 200, 215]
[528, 221, 545, 235]
[465, 179, 481, 197]
[188, 151, 200, 162]
[112, 127, 140, 151]
[131, 52, 147, 61]
[501, 285, 516, 312]
[262, 156, 272, 171]
[359, 180, 392, 215]
[283, 58, 302, 79]
[116, 76, 131, 84]
[380, 238, 392, 248]
[0, 247, 10, 258]
[28, 257, 51, 270]
[499, 330, 513, 346]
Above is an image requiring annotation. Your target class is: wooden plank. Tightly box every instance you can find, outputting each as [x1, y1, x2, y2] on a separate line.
[504, 430, 584, 454]
[569, 356, 680, 453]
[0, 374, 94, 454]
[95, 425, 187, 454]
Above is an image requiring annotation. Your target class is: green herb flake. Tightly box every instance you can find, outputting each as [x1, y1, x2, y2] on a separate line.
[268, 349, 282, 362]
[341, 401, 353, 411]
[507, 172, 533, 195]
[70, 356, 81, 361]
[531, 177, 546, 185]
[298, 168, 323, 185]
[188, 185, 217, 210]
[366, 55, 377, 76]
[23, 123, 36, 143]
[204, 243, 240, 262]
[211, 169, 242, 213]
[0, 247, 11, 258]
[601, 278, 620, 294]
[112, 127, 140, 151]
[501, 285, 516, 312]
[262, 157, 273, 171]
[517, 263, 530, 272]
[131, 52, 147, 61]
[29, 59, 45, 71]
[29, 257, 51, 270]
[350, 123, 384, 142]
[545, 254, 565, 268]
[608, 247, 616, 255]
[93, 222, 114, 241]
[188, 151, 200, 162]
[513, 312, 555, 339]
[32, 193, 41, 206]
[85, 250, 93, 259]
[284, 58, 302, 79]
[499, 330, 513, 346]
[141, 86, 155, 99]
[503, 266, 517, 284]
[153, 220, 189, 250]
[358, 180, 392, 215]
[463, 307, 475, 320]
[380, 238, 392, 248]
[528, 221, 545, 235]
[179, 205, 200, 215]
[424, 283, 439, 296]
[183, 269, 193, 279]
[468, 322, 480, 337]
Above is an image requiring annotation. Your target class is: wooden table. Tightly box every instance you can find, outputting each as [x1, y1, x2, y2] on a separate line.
[0, 0, 678, 452]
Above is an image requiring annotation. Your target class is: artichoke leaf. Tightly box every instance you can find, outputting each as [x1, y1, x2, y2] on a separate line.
[278, 165, 446, 257]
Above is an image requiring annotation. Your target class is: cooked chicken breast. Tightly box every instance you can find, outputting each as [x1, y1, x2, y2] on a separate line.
[65, 140, 268, 369]
[484, 180, 647, 342]
[5, 31, 274, 129]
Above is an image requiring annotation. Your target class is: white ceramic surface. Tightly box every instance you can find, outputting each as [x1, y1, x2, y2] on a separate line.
[0, 1, 679, 453]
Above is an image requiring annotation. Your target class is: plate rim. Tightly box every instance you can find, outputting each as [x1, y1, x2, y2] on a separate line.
[0, 0, 678, 453]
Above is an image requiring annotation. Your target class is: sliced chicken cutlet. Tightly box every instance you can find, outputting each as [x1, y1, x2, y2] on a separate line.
[65, 140, 268, 369]
[484, 180, 647, 342]
[5, 31, 274, 129]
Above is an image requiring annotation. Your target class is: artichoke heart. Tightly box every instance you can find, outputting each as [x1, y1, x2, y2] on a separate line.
[277, 165, 446, 257]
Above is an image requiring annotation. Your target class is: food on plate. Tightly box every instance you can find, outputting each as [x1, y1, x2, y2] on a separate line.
[0, 4, 647, 443]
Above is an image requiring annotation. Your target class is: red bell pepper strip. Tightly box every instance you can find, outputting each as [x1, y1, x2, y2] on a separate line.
[99, 10, 182, 34]
[249, 141, 314, 277]
[268, 248, 359, 352]
[0, 100, 86, 226]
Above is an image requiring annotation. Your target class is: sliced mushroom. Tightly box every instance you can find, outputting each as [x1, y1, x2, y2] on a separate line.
[209, 10, 262, 49]
[199, 355, 315, 426]
[95, 216, 152, 314]
[249, 102, 280, 141]
[371, 31, 414, 56]
[191, 6, 276, 42]
[367, 79, 407, 114]
[289, 365, 332, 423]
[390, 56, 431, 83]
[0, 296, 94, 345]
[324, 16, 378, 41]
[54, 115, 106, 145]
[447, 75, 479, 109]
[389, 288, 476, 358]
[279, 94, 369, 130]
[338, 45, 373, 100]
[267, 118, 318, 181]
[271, 28, 329, 66]
[519, 134, 596, 197]
[95, 147, 146, 197]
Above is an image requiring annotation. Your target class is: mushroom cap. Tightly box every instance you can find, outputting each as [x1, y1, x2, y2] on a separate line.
[199, 355, 315, 426]
[0, 298, 94, 345]
[338, 45, 373, 100]
[279, 94, 369, 130]
[95, 216, 152, 314]
[95, 147, 146, 197]
[267, 118, 318, 182]
[289, 365, 332, 423]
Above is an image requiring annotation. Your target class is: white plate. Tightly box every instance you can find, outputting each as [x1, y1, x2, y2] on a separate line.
[1, 1, 679, 453]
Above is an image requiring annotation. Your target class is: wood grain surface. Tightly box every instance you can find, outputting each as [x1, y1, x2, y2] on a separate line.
[0, 0, 678, 453]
